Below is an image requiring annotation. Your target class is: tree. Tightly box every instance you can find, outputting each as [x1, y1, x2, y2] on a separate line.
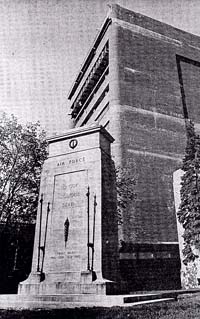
[178, 119, 200, 264]
[0, 113, 48, 292]
[115, 166, 137, 225]
[0, 113, 48, 227]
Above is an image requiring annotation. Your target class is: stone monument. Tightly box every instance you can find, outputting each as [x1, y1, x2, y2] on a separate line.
[18, 125, 119, 295]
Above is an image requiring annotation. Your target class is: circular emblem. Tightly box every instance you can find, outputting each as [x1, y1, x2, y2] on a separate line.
[69, 139, 78, 149]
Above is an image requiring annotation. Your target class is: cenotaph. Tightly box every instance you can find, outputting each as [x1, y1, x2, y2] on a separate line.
[18, 125, 119, 295]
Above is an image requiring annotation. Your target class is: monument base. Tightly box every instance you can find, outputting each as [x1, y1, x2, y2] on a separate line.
[0, 290, 182, 309]
[18, 271, 118, 295]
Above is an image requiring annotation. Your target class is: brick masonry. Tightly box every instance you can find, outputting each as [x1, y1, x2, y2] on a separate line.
[109, 5, 200, 289]
[67, 4, 200, 290]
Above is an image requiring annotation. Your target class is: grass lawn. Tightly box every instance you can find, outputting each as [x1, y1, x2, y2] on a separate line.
[0, 295, 200, 319]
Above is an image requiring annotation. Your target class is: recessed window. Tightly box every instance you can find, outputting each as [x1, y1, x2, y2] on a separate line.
[176, 55, 200, 122]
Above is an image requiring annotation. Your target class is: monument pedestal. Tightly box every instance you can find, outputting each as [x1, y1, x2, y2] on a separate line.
[19, 271, 117, 295]
[18, 126, 119, 295]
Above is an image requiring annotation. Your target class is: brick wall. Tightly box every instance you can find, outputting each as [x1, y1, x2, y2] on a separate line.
[101, 150, 119, 282]
[109, 6, 200, 246]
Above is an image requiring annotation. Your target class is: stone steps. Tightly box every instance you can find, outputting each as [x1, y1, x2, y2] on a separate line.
[124, 292, 178, 303]
[0, 298, 175, 310]
[0, 292, 179, 309]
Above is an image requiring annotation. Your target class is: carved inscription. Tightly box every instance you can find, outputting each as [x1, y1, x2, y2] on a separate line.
[57, 157, 85, 167]
[48, 171, 87, 272]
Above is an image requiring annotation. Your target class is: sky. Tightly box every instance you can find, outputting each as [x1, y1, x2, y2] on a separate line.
[0, 0, 200, 136]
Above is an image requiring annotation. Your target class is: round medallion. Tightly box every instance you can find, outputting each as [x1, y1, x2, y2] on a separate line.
[69, 139, 78, 149]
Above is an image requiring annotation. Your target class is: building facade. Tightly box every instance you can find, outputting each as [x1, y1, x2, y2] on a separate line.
[67, 4, 200, 291]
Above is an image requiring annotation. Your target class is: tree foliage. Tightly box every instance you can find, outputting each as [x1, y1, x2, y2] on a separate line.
[0, 113, 47, 227]
[115, 166, 137, 224]
[178, 119, 200, 264]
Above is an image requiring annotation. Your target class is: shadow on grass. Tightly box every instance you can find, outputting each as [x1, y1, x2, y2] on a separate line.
[1, 298, 200, 319]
